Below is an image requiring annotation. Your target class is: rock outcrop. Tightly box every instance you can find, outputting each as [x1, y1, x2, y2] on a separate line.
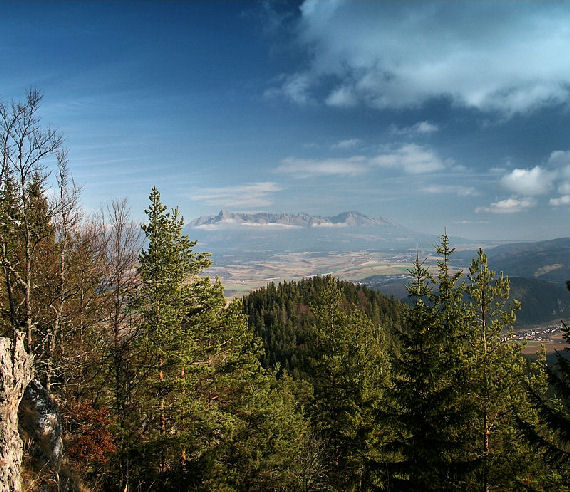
[18, 379, 63, 478]
[0, 335, 34, 492]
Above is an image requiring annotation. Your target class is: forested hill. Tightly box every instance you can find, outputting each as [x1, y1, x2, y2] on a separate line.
[242, 276, 405, 380]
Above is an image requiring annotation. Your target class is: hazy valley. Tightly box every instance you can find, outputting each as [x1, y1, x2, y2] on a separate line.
[187, 210, 570, 334]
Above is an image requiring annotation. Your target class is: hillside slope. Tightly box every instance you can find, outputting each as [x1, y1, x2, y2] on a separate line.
[242, 276, 405, 380]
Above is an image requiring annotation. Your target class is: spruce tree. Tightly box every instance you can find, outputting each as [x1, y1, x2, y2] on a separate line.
[129, 188, 311, 490]
[386, 235, 474, 490]
[519, 296, 570, 484]
[540, 284, 570, 468]
[132, 186, 211, 482]
[465, 249, 542, 489]
[307, 276, 390, 489]
[190, 298, 312, 491]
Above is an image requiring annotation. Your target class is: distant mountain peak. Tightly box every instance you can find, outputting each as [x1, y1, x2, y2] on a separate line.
[188, 210, 397, 229]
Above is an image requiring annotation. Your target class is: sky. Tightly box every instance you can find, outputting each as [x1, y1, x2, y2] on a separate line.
[2, 0, 570, 240]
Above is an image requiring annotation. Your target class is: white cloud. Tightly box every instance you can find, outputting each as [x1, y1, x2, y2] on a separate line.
[326, 86, 358, 107]
[277, 144, 450, 178]
[546, 150, 570, 184]
[372, 144, 447, 174]
[423, 185, 479, 197]
[454, 220, 490, 224]
[332, 138, 361, 150]
[415, 121, 439, 134]
[549, 195, 570, 206]
[312, 222, 348, 228]
[269, 73, 315, 106]
[547, 150, 570, 168]
[241, 223, 301, 229]
[276, 156, 367, 177]
[476, 197, 536, 214]
[558, 182, 570, 194]
[481, 149, 570, 213]
[194, 222, 302, 230]
[501, 166, 556, 196]
[274, 1, 570, 114]
[390, 121, 439, 136]
[191, 182, 281, 208]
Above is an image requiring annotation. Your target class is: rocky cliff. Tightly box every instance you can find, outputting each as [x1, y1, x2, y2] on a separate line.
[0, 335, 34, 492]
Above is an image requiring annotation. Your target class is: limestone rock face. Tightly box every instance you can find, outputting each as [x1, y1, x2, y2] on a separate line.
[18, 379, 63, 475]
[0, 335, 34, 492]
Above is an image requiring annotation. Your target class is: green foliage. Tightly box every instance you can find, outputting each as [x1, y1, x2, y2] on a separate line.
[243, 275, 404, 381]
[463, 249, 538, 489]
[306, 277, 391, 489]
[0, 102, 566, 489]
[381, 238, 560, 490]
[520, 316, 570, 484]
[124, 188, 311, 491]
[386, 237, 475, 490]
[244, 276, 403, 489]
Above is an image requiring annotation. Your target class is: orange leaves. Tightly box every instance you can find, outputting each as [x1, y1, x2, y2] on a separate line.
[62, 400, 116, 473]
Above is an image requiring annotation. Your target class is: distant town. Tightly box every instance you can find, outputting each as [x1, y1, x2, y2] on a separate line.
[511, 323, 565, 343]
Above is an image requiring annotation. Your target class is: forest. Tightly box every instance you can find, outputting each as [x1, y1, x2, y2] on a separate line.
[0, 92, 568, 491]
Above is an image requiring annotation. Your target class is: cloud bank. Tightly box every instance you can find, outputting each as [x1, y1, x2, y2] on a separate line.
[476, 197, 536, 214]
[372, 144, 447, 174]
[272, 1, 570, 114]
[277, 144, 449, 178]
[423, 185, 479, 197]
[331, 138, 362, 150]
[478, 149, 570, 213]
[191, 182, 281, 208]
[389, 121, 439, 136]
[276, 156, 368, 177]
[501, 166, 556, 196]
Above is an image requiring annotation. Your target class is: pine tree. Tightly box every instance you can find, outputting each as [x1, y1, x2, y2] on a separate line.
[307, 276, 390, 489]
[464, 248, 542, 489]
[132, 186, 212, 481]
[129, 188, 311, 490]
[542, 284, 570, 466]
[545, 318, 570, 462]
[386, 236, 474, 490]
[189, 298, 312, 491]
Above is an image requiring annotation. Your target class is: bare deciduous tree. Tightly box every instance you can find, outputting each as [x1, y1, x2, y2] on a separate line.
[0, 90, 62, 348]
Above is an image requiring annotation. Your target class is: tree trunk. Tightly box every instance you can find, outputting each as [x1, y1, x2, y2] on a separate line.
[0, 334, 34, 492]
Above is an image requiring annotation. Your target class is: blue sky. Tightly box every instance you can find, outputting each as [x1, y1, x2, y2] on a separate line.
[3, 1, 570, 240]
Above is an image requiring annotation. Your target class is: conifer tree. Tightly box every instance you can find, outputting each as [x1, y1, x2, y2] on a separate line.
[308, 276, 390, 489]
[465, 249, 544, 489]
[539, 284, 570, 468]
[129, 188, 311, 490]
[187, 298, 311, 491]
[132, 186, 212, 481]
[543, 318, 570, 463]
[387, 236, 474, 490]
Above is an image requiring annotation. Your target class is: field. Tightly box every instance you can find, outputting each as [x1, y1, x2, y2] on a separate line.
[521, 330, 569, 356]
[207, 250, 419, 298]
[207, 249, 570, 356]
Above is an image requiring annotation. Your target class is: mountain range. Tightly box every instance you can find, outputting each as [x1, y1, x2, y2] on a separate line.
[185, 210, 435, 258]
[452, 237, 570, 283]
[189, 210, 396, 229]
[186, 210, 570, 327]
